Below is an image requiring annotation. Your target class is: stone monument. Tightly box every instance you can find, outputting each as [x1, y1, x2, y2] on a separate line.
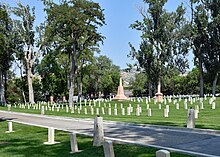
[113, 73, 128, 101]
[50, 96, 54, 104]
[62, 96, 66, 103]
[155, 81, 163, 102]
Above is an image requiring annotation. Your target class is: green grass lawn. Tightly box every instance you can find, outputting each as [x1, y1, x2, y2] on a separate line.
[0, 121, 193, 157]
[0, 97, 220, 130]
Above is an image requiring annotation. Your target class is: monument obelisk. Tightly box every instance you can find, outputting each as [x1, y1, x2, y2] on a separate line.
[155, 80, 163, 102]
[113, 73, 128, 101]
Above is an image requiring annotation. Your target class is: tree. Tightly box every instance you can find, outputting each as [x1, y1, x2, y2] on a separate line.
[129, 41, 158, 97]
[97, 56, 120, 97]
[13, 3, 45, 103]
[84, 55, 120, 98]
[0, 4, 16, 105]
[189, 0, 220, 97]
[43, 0, 105, 107]
[129, 1, 190, 97]
[131, 72, 147, 97]
[190, 0, 209, 97]
[203, 0, 220, 96]
[37, 53, 68, 100]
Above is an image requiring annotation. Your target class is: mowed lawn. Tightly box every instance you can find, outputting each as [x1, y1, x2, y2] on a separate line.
[0, 97, 220, 130]
[0, 121, 193, 157]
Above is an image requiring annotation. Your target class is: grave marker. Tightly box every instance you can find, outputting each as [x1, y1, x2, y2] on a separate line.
[70, 133, 80, 153]
[156, 150, 170, 157]
[108, 108, 111, 115]
[164, 109, 169, 118]
[41, 106, 45, 115]
[5, 121, 14, 133]
[187, 108, 195, 128]
[147, 108, 152, 117]
[44, 127, 59, 144]
[93, 116, 104, 146]
[103, 140, 115, 157]
[121, 108, 125, 116]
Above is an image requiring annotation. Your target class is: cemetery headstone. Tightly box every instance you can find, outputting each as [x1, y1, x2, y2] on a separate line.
[93, 116, 104, 146]
[70, 132, 80, 153]
[108, 108, 111, 115]
[44, 127, 59, 144]
[187, 108, 195, 128]
[147, 108, 152, 117]
[5, 121, 14, 133]
[41, 106, 45, 115]
[156, 150, 170, 157]
[103, 140, 115, 157]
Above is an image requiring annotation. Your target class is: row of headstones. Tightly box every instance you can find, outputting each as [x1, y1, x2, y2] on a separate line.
[8, 94, 217, 113]
[7, 101, 216, 119]
[9, 94, 216, 111]
[5, 120, 171, 157]
[10, 93, 215, 109]
[9, 94, 204, 108]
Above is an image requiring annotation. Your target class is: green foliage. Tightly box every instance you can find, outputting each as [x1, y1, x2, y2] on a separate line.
[43, 0, 105, 58]
[0, 4, 15, 72]
[32, 77, 43, 101]
[131, 73, 147, 97]
[84, 55, 120, 98]
[37, 53, 68, 99]
[12, 2, 45, 103]
[190, 0, 220, 96]
[43, 0, 105, 105]
[6, 76, 44, 103]
[5, 79, 23, 103]
[0, 4, 19, 104]
[129, 0, 190, 96]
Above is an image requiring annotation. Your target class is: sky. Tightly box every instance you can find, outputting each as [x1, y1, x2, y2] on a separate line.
[2, 0, 192, 70]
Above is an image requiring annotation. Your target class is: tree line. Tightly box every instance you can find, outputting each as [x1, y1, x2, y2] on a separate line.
[0, 0, 120, 105]
[0, 0, 220, 105]
[129, 0, 220, 97]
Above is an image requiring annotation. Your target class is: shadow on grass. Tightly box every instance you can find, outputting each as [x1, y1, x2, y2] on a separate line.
[0, 117, 16, 122]
[148, 121, 180, 127]
[0, 129, 193, 157]
[195, 124, 220, 130]
[0, 133, 104, 157]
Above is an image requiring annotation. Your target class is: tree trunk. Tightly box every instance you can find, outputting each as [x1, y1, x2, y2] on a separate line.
[4, 72, 7, 103]
[69, 54, 76, 107]
[0, 69, 6, 105]
[17, 63, 27, 104]
[148, 81, 152, 97]
[27, 66, 35, 104]
[94, 77, 99, 98]
[77, 74, 83, 99]
[20, 67, 27, 104]
[212, 72, 218, 96]
[199, 58, 204, 97]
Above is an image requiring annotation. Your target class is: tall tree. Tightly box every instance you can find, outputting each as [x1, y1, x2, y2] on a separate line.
[190, 0, 209, 97]
[129, 1, 190, 96]
[43, 0, 105, 107]
[13, 3, 45, 104]
[128, 41, 158, 97]
[0, 4, 16, 105]
[203, 0, 220, 96]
